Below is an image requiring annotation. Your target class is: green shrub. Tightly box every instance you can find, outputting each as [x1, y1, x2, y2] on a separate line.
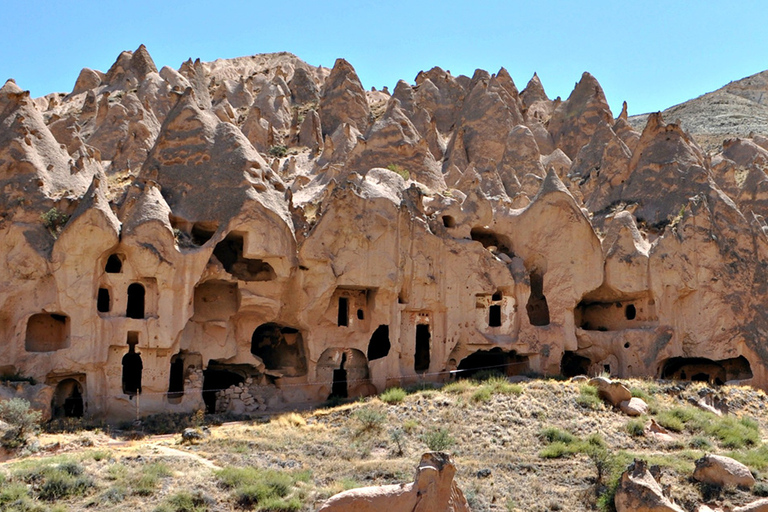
[386, 164, 410, 180]
[156, 490, 211, 512]
[442, 380, 476, 394]
[539, 427, 577, 445]
[353, 408, 386, 432]
[625, 419, 645, 437]
[216, 467, 306, 511]
[390, 428, 405, 456]
[539, 441, 580, 459]
[754, 482, 768, 497]
[689, 436, 713, 450]
[576, 384, 603, 410]
[420, 427, 456, 451]
[0, 398, 42, 449]
[268, 145, 288, 158]
[471, 387, 492, 403]
[38, 469, 94, 501]
[131, 462, 172, 496]
[379, 387, 407, 404]
[40, 208, 70, 237]
[654, 406, 759, 448]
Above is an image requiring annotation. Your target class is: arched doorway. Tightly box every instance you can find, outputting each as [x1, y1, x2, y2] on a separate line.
[52, 378, 84, 418]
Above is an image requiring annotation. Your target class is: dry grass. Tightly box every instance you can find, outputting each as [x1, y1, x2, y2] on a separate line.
[1, 378, 767, 511]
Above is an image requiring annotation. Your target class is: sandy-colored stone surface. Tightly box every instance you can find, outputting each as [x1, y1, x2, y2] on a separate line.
[2, 47, 768, 420]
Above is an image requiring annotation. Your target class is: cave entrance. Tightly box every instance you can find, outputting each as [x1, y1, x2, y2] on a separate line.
[126, 283, 145, 319]
[337, 297, 349, 326]
[121, 336, 143, 396]
[560, 351, 592, 378]
[52, 378, 84, 418]
[457, 348, 529, 378]
[470, 227, 513, 255]
[367, 325, 390, 361]
[212, 232, 276, 281]
[25, 313, 70, 352]
[660, 356, 752, 385]
[330, 353, 348, 399]
[168, 353, 185, 403]
[97, 288, 111, 313]
[105, 253, 123, 273]
[526, 270, 550, 326]
[251, 323, 307, 377]
[202, 364, 246, 414]
[414, 324, 431, 373]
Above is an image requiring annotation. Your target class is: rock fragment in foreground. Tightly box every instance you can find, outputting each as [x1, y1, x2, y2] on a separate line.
[692, 454, 755, 488]
[316, 452, 469, 512]
[615, 459, 685, 512]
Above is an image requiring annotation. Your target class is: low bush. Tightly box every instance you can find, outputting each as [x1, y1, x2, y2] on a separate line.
[0, 398, 42, 449]
[353, 408, 386, 433]
[625, 419, 645, 437]
[420, 427, 456, 451]
[215, 467, 309, 511]
[379, 387, 407, 404]
[576, 384, 603, 410]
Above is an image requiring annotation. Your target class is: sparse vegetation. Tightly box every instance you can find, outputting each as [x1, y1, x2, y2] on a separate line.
[386, 164, 410, 180]
[40, 207, 70, 237]
[0, 378, 766, 511]
[379, 387, 407, 404]
[268, 145, 288, 158]
[420, 427, 455, 451]
[0, 397, 42, 449]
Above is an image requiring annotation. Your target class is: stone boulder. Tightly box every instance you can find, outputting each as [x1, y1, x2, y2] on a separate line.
[588, 377, 632, 406]
[619, 397, 649, 417]
[693, 454, 755, 488]
[615, 459, 685, 512]
[317, 452, 469, 512]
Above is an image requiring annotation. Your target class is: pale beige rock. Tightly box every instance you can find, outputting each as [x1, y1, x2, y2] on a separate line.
[317, 452, 469, 512]
[619, 397, 648, 416]
[589, 377, 632, 406]
[693, 454, 755, 488]
[615, 459, 685, 512]
[319, 59, 371, 136]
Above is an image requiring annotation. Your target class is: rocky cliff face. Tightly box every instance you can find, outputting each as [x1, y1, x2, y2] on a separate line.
[1, 46, 767, 420]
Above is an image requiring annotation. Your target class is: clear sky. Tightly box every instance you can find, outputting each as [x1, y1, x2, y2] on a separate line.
[2, 0, 767, 116]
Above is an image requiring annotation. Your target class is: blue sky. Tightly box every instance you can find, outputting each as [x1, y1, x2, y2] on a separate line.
[2, 0, 767, 116]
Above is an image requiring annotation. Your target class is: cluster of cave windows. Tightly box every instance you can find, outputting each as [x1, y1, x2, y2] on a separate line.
[97, 253, 147, 319]
[575, 296, 656, 331]
[335, 289, 371, 328]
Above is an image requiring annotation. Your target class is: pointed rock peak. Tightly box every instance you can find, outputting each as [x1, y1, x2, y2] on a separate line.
[71, 68, 103, 95]
[327, 58, 363, 87]
[492, 67, 520, 99]
[604, 210, 650, 254]
[130, 44, 158, 80]
[468, 69, 491, 90]
[619, 101, 628, 121]
[567, 71, 608, 105]
[1, 78, 23, 95]
[521, 72, 549, 106]
[538, 167, 571, 197]
[105, 50, 133, 80]
[68, 173, 120, 231]
[392, 80, 414, 100]
[123, 183, 172, 236]
[415, 66, 448, 85]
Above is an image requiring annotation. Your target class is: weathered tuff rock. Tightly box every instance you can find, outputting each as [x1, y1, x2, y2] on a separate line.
[2, 47, 768, 420]
[693, 454, 756, 488]
[735, 498, 768, 512]
[317, 452, 469, 512]
[615, 459, 685, 512]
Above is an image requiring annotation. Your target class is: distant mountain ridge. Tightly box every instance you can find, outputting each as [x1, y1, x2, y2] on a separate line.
[629, 69, 768, 150]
